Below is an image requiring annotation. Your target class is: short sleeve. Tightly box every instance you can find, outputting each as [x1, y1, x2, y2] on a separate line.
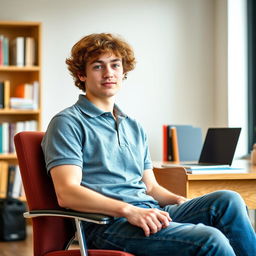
[41, 114, 84, 173]
[141, 127, 153, 170]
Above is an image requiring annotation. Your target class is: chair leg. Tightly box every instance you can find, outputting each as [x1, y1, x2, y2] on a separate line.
[75, 218, 88, 256]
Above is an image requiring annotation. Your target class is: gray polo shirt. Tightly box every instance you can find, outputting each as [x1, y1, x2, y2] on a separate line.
[41, 94, 157, 205]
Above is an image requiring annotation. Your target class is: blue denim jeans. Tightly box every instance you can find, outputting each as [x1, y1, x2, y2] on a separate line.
[83, 190, 256, 256]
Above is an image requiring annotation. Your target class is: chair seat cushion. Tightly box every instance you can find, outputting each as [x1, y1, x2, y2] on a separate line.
[45, 249, 134, 256]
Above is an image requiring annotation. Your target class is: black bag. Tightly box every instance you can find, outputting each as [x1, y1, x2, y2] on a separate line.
[0, 198, 27, 241]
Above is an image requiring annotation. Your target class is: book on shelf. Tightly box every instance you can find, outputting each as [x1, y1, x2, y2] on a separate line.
[0, 124, 2, 153]
[32, 81, 39, 109]
[0, 80, 10, 109]
[0, 35, 3, 66]
[25, 37, 36, 66]
[11, 37, 25, 66]
[0, 35, 9, 66]
[2, 122, 9, 154]
[0, 81, 4, 108]
[10, 36, 36, 66]
[0, 161, 8, 198]
[12, 166, 22, 198]
[9, 123, 16, 153]
[4, 80, 10, 109]
[6, 165, 16, 198]
[3, 37, 9, 66]
[15, 83, 33, 99]
[10, 98, 34, 109]
[0, 120, 38, 154]
[0, 164, 23, 199]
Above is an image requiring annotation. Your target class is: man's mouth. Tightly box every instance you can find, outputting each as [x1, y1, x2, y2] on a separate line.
[102, 82, 116, 87]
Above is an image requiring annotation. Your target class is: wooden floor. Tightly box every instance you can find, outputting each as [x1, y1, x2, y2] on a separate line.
[0, 225, 33, 256]
[0, 225, 78, 256]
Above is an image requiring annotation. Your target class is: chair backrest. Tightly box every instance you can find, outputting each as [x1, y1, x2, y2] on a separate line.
[14, 131, 75, 256]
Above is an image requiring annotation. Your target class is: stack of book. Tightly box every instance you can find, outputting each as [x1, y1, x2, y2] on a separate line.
[10, 80, 39, 110]
[0, 162, 23, 198]
[162, 125, 203, 162]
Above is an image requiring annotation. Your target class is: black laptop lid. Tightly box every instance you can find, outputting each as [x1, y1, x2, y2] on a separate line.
[198, 128, 241, 165]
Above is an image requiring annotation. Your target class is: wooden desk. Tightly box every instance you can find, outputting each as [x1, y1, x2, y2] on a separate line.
[153, 160, 256, 209]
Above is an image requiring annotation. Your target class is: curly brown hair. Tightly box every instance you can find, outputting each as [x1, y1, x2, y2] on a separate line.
[66, 33, 136, 92]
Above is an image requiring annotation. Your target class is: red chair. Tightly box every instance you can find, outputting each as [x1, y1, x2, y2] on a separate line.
[14, 131, 134, 256]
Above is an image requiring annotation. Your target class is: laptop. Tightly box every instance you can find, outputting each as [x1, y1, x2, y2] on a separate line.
[162, 127, 241, 170]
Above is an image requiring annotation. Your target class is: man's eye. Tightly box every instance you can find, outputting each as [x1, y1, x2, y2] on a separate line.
[113, 63, 120, 68]
[93, 65, 103, 70]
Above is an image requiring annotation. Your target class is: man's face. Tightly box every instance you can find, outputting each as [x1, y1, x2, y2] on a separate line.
[79, 53, 124, 100]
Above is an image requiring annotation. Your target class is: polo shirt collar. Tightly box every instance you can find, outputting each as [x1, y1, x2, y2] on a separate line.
[76, 94, 127, 119]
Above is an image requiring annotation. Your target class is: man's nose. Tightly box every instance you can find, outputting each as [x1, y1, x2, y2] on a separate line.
[103, 66, 114, 78]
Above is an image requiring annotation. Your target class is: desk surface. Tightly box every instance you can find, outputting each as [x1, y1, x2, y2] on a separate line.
[153, 160, 256, 209]
[154, 160, 256, 180]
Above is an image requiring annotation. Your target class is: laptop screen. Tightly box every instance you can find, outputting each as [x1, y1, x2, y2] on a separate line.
[198, 128, 241, 165]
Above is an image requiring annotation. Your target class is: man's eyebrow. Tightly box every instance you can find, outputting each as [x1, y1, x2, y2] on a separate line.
[90, 58, 122, 64]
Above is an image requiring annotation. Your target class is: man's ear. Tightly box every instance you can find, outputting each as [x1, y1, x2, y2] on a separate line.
[78, 73, 86, 82]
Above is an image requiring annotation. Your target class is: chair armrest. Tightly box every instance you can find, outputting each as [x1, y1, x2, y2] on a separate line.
[24, 209, 113, 224]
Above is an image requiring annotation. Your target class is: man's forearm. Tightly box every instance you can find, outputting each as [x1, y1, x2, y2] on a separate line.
[147, 184, 187, 207]
[56, 183, 133, 217]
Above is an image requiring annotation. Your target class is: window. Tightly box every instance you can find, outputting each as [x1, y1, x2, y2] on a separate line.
[247, 0, 256, 151]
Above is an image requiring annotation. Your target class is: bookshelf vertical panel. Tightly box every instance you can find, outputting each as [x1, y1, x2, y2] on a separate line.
[0, 21, 42, 200]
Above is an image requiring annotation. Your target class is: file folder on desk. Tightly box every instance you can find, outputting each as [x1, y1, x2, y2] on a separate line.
[163, 125, 202, 162]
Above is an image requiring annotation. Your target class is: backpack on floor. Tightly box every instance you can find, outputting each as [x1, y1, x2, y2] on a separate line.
[0, 197, 27, 241]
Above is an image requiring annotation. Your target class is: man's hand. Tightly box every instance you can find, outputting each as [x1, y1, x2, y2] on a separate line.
[123, 205, 172, 237]
[176, 196, 188, 205]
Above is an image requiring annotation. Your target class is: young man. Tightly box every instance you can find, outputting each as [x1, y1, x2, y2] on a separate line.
[42, 33, 256, 256]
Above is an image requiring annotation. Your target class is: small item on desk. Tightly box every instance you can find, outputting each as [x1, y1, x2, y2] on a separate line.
[251, 143, 256, 165]
[161, 163, 247, 174]
[185, 167, 247, 174]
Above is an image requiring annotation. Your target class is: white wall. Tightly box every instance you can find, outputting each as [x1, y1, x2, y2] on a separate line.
[228, 0, 248, 157]
[0, 0, 227, 160]
[214, 0, 228, 126]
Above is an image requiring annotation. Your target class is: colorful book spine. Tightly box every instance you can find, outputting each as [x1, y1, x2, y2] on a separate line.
[11, 37, 24, 66]
[0, 35, 3, 66]
[3, 37, 9, 66]
[6, 165, 16, 198]
[12, 166, 22, 198]
[170, 127, 180, 162]
[0, 82, 4, 108]
[0, 124, 3, 153]
[0, 161, 9, 198]
[4, 80, 10, 109]
[2, 122, 9, 154]
[25, 37, 36, 66]
[162, 125, 168, 161]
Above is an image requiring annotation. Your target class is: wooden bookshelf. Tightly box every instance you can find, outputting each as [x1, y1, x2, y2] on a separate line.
[0, 21, 42, 200]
